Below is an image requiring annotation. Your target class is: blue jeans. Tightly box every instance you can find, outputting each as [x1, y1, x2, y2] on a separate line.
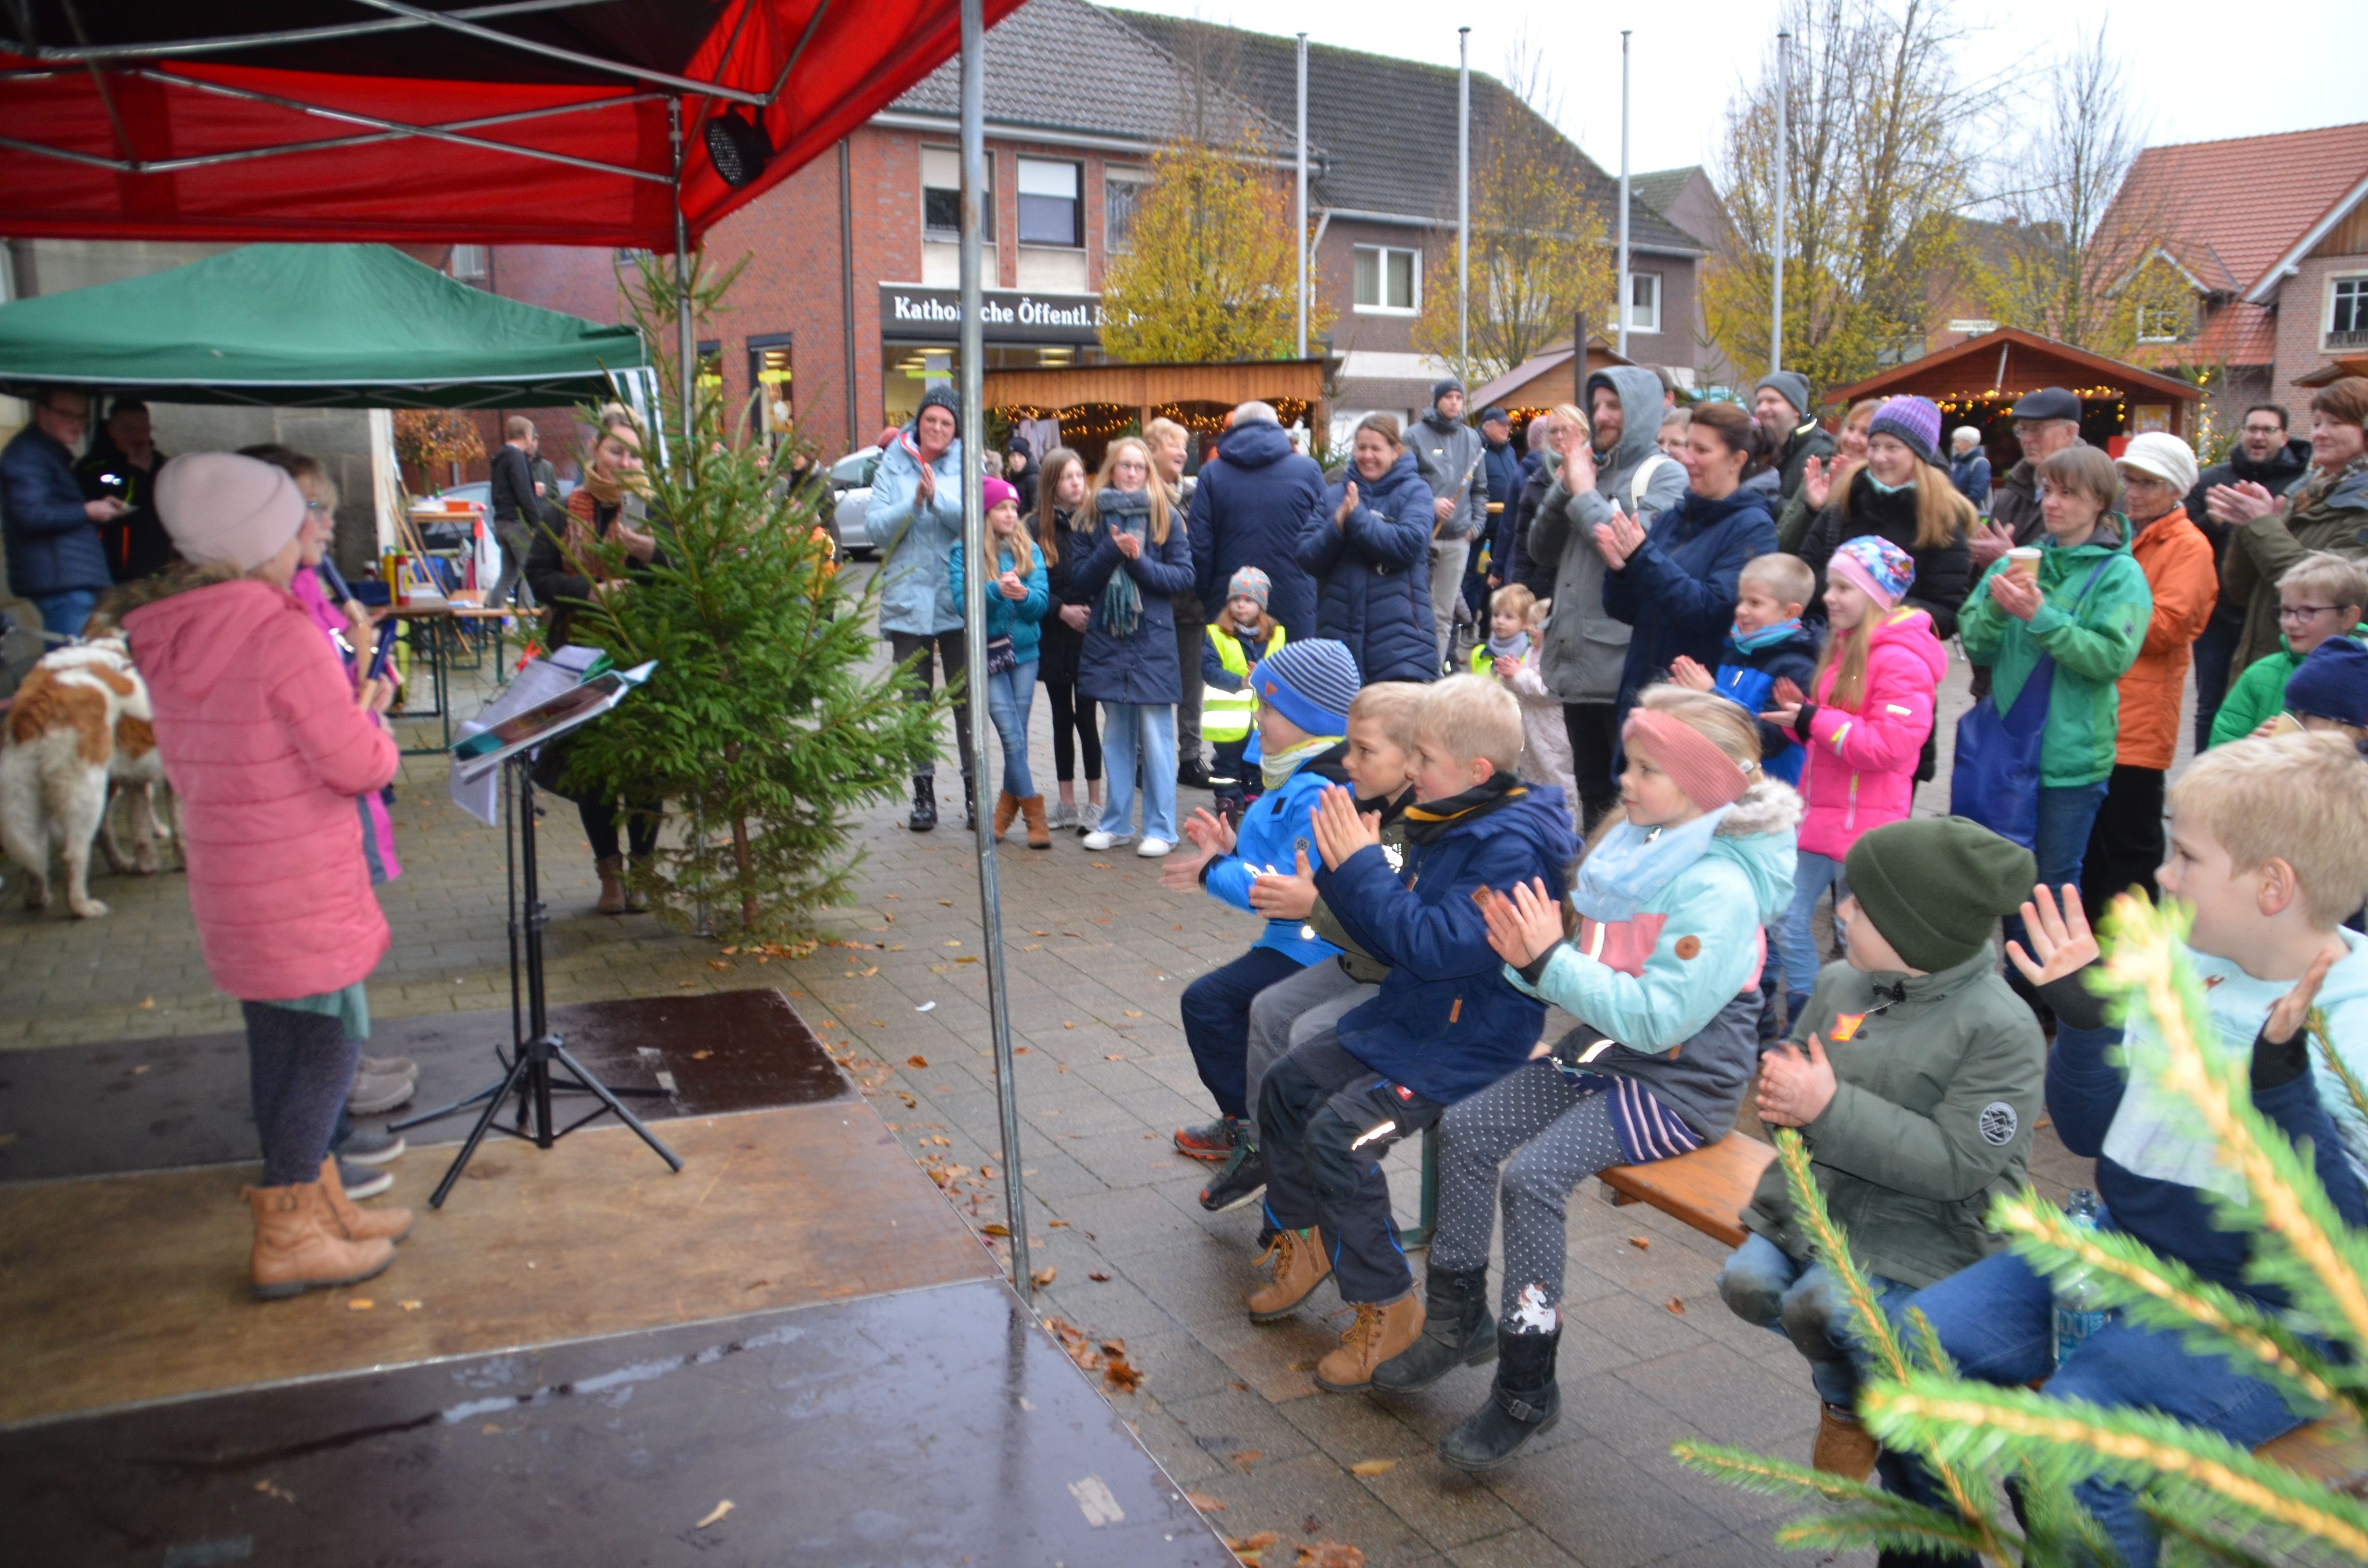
[986, 659, 1038, 798]
[1716, 1233, 1912, 1408]
[1098, 701, 1177, 843]
[2189, 602, 2245, 754]
[30, 588, 99, 639]
[1181, 945, 1306, 1120]
[1774, 851, 1850, 1007]
[2004, 781, 2109, 961]
[1879, 1249, 2319, 1567]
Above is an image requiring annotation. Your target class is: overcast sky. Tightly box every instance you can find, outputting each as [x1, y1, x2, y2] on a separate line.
[1116, 0, 2368, 186]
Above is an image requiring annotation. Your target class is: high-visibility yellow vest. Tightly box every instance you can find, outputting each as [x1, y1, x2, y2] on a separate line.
[1203, 622, 1287, 744]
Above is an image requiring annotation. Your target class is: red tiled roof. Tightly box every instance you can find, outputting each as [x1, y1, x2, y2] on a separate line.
[2134, 302, 2277, 372]
[2100, 122, 2368, 299]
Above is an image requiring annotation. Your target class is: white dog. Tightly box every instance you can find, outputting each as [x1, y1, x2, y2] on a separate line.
[0, 638, 165, 918]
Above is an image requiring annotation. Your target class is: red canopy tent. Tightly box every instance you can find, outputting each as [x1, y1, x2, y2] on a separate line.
[0, 0, 1022, 248]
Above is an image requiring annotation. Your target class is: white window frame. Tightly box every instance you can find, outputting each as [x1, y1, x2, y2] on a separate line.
[1609, 270, 1660, 334]
[2328, 271, 2368, 352]
[1103, 167, 1146, 254]
[921, 146, 991, 245]
[1015, 157, 1084, 250]
[1353, 245, 1421, 315]
[447, 243, 489, 288]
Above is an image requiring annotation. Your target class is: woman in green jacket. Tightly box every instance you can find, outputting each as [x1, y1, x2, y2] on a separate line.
[1954, 444, 2151, 923]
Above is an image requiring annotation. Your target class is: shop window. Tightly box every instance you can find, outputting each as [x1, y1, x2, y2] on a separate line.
[1018, 158, 1083, 248]
[1354, 246, 1418, 313]
[921, 147, 992, 243]
[747, 334, 792, 437]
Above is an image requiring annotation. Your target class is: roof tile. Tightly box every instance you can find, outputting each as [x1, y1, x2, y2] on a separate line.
[2102, 122, 2368, 299]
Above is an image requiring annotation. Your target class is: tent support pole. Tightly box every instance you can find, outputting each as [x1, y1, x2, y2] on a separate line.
[670, 100, 695, 445]
[957, 0, 1029, 1302]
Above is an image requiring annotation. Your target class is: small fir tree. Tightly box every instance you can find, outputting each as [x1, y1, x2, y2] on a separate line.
[1675, 895, 2368, 1564]
[558, 252, 942, 939]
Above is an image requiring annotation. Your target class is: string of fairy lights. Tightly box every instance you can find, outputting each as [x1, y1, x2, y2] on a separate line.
[989, 399, 1316, 441]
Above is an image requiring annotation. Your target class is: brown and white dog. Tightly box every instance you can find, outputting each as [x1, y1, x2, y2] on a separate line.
[0, 638, 171, 918]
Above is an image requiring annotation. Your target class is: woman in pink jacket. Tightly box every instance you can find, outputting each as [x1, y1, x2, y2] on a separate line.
[119, 452, 411, 1300]
[1756, 536, 1945, 1024]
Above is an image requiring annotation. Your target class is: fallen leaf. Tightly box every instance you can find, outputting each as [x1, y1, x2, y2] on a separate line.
[1628, 1236, 1650, 1251]
[1048, 1219, 1070, 1227]
[346, 1298, 374, 1311]
[1230, 1448, 1262, 1464]
[1031, 930, 1050, 936]
[897, 1092, 916, 1107]
[982, 1223, 1011, 1237]
[1090, 860, 1111, 869]
[939, 898, 953, 906]
[956, 955, 979, 964]
[1064, 1020, 1076, 1029]
[1123, 1009, 1143, 1017]
[1013, 1045, 1028, 1053]
[1032, 1267, 1058, 1288]
[1103, 1354, 1143, 1393]
[1061, 930, 1084, 937]
[907, 1055, 929, 1068]
[254, 1480, 296, 1504]
[1184, 1491, 1226, 1512]
[691, 1050, 713, 1060]
[1021, 943, 1042, 951]
[1348, 1459, 1396, 1477]
[1666, 1297, 1686, 1315]
[1104, 1052, 1124, 1059]
[399, 1299, 422, 1311]
[1296, 1544, 1366, 1568]
[1228, 1531, 1282, 1553]
[944, 939, 962, 947]
[678, 979, 698, 988]
[693, 1499, 734, 1530]
[137, 996, 155, 1009]
[861, 966, 880, 976]
[1289, 1359, 1318, 1372]
[1088, 1270, 1110, 1282]
[707, 959, 731, 971]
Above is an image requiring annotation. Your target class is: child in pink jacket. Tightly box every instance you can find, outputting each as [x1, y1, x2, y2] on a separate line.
[1757, 536, 1944, 1024]
[120, 453, 409, 1302]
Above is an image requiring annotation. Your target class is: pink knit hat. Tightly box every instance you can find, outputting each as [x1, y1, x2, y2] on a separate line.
[155, 452, 307, 571]
[1622, 707, 1751, 808]
[1828, 534, 1916, 612]
[982, 476, 1019, 513]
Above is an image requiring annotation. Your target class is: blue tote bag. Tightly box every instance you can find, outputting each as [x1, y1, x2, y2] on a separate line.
[1949, 559, 2109, 849]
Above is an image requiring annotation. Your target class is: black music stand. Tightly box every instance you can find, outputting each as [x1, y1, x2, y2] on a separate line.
[393, 666, 682, 1207]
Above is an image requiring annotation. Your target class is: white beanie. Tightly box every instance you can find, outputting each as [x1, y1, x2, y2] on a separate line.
[155, 452, 308, 571]
[2116, 431, 2199, 498]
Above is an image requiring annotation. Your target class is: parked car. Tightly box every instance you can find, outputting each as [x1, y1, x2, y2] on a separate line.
[432, 477, 577, 516]
[828, 445, 883, 558]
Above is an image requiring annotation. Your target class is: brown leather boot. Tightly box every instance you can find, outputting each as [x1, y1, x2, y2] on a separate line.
[1316, 1293, 1427, 1392]
[1813, 1403, 1879, 1480]
[1247, 1225, 1332, 1322]
[595, 856, 626, 915]
[1020, 795, 1051, 849]
[991, 789, 1020, 839]
[245, 1182, 395, 1300]
[316, 1156, 413, 1243]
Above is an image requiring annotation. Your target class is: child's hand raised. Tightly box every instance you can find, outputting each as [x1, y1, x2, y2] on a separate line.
[1756, 1033, 1838, 1127]
[1250, 848, 1319, 919]
[1668, 654, 1713, 692]
[2264, 943, 2340, 1049]
[1479, 878, 1565, 968]
[1308, 786, 1381, 870]
[1161, 807, 1235, 891]
[2004, 883, 2099, 990]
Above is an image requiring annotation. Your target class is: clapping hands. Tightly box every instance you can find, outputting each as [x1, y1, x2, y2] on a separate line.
[1308, 786, 1381, 870]
[1249, 849, 1320, 919]
[1478, 878, 1565, 967]
[1160, 806, 1237, 890]
[1668, 654, 1714, 692]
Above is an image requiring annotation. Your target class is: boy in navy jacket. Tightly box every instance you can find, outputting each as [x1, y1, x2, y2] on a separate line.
[1246, 674, 1578, 1394]
[1164, 640, 1363, 1177]
[1671, 552, 1820, 787]
[1881, 734, 2368, 1568]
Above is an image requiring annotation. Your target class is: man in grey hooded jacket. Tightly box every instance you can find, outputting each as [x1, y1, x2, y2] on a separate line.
[1406, 378, 1489, 670]
[1521, 365, 1688, 826]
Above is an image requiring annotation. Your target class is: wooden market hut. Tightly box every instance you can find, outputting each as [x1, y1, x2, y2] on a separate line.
[982, 357, 1328, 471]
[1468, 337, 1635, 438]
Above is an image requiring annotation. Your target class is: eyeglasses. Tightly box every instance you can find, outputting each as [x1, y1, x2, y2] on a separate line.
[2242, 424, 2285, 437]
[2276, 604, 2342, 622]
[305, 499, 334, 514]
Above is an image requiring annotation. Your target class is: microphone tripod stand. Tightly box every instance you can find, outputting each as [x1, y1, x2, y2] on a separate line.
[394, 752, 683, 1207]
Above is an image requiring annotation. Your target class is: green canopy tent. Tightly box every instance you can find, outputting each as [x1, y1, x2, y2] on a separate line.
[0, 243, 654, 415]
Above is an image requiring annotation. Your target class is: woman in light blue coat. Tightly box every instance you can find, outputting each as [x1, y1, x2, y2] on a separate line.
[867, 386, 970, 830]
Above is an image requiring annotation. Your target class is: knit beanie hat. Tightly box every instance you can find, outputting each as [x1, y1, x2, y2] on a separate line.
[1253, 638, 1360, 737]
[1431, 377, 1465, 405]
[916, 383, 960, 423]
[1754, 370, 1811, 422]
[1868, 396, 1943, 467]
[2117, 431, 2200, 497]
[155, 452, 308, 572]
[1846, 817, 2035, 973]
[1828, 535, 1917, 611]
[1226, 565, 1272, 611]
[2283, 636, 2368, 728]
[982, 476, 1017, 513]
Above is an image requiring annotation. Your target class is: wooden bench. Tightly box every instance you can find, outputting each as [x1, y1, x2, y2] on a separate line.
[1592, 1134, 2368, 1494]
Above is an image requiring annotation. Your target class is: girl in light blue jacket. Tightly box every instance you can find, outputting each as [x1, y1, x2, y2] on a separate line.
[947, 477, 1052, 845]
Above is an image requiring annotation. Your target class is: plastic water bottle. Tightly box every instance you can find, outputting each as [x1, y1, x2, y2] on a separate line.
[2051, 1188, 2109, 1370]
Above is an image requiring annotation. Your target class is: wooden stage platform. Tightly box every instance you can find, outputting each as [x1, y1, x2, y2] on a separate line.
[0, 989, 1230, 1564]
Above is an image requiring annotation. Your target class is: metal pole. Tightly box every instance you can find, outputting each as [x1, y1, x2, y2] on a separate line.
[1616, 31, 1630, 361]
[1456, 27, 1469, 374]
[958, 0, 1030, 1302]
[1295, 32, 1308, 360]
[669, 99, 694, 443]
[1771, 31, 1790, 376]
[840, 136, 859, 454]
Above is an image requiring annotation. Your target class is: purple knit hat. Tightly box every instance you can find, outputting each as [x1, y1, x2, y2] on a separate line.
[1829, 535, 1916, 611]
[1868, 396, 1943, 466]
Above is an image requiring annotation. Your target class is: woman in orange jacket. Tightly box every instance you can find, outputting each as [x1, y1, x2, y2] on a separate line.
[2081, 432, 2217, 910]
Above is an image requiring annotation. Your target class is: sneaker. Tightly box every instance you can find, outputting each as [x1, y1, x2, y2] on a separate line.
[1175, 1117, 1238, 1162]
[359, 1054, 418, 1080]
[1082, 829, 1131, 851]
[1045, 799, 1075, 831]
[1177, 759, 1217, 790]
[346, 1069, 415, 1116]
[336, 1126, 407, 1166]
[1076, 808, 1099, 837]
[1199, 1142, 1267, 1213]
[337, 1159, 395, 1200]
[1136, 837, 1173, 858]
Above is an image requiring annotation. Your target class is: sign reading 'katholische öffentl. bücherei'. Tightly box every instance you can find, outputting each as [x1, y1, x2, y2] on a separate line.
[879, 286, 1107, 344]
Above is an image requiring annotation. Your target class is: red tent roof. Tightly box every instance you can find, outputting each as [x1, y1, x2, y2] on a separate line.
[0, 0, 1024, 248]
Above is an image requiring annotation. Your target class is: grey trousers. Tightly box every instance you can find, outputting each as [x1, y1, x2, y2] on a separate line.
[1243, 956, 1368, 1146]
[1173, 590, 1206, 770]
[1428, 538, 1470, 667]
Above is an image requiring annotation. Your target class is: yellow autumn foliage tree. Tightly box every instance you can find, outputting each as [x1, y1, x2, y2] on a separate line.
[1098, 137, 1324, 364]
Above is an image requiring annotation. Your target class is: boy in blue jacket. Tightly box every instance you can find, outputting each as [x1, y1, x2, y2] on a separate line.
[1246, 674, 1579, 1393]
[1164, 639, 1364, 1176]
[1671, 551, 1820, 788]
[1881, 732, 2368, 1568]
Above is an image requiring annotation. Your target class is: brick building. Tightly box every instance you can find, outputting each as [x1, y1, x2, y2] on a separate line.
[488, 0, 1708, 459]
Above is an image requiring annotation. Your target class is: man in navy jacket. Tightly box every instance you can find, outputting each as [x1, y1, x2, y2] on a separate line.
[1190, 403, 1325, 640]
[3, 386, 125, 637]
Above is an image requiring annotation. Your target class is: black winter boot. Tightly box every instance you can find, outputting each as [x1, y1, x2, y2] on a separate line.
[962, 771, 978, 830]
[1372, 1266, 1497, 1393]
[1438, 1328, 1560, 1471]
[907, 775, 937, 833]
